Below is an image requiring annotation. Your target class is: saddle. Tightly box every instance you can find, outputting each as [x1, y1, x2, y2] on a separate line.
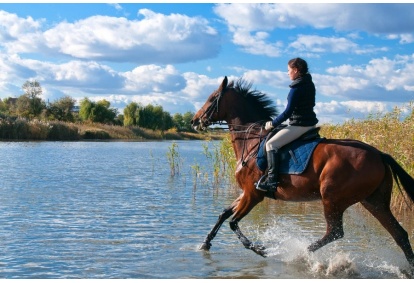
[256, 125, 324, 174]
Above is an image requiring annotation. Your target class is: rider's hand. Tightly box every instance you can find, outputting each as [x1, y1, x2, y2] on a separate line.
[265, 121, 273, 131]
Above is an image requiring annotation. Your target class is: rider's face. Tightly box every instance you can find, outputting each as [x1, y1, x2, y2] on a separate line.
[288, 65, 299, 81]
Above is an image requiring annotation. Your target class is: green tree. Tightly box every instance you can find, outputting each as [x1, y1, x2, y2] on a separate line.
[136, 104, 173, 131]
[173, 113, 184, 130]
[16, 80, 45, 118]
[79, 97, 94, 122]
[162, 111, 174, 131]
[79, 98, 117, 124]
[48, 95, 76, 122]
[182, 111, 195, 131]
[123, 102, 139, 126]
[0, 99, 7, 116]
[92, 100, 117, 124]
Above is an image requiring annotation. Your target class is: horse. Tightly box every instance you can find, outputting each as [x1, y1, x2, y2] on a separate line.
[191, 76, 414, 267]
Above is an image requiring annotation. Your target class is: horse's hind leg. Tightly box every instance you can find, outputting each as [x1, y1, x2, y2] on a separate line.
[361, 170, 414, 266]
[308, 202, 345, 252]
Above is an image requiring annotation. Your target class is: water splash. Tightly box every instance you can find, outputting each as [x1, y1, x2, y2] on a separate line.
[257, 214, 410, 279]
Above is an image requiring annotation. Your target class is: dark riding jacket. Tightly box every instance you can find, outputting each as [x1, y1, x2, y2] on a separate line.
[271, 73, 318, 127]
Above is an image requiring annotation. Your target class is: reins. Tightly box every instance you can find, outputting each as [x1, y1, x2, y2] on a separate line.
[207, 121, 267, 168]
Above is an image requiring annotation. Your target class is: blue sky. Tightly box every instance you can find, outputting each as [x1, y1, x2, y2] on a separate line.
[0, 2, 414, 124]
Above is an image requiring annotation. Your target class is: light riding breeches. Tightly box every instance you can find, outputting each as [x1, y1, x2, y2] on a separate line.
[266, 125, 316, 151]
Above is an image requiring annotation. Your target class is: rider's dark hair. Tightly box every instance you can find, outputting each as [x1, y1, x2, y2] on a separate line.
[288, 57, 309, 76]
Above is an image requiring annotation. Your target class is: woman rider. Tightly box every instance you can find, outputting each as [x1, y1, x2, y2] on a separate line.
[256, 57, 319, 192]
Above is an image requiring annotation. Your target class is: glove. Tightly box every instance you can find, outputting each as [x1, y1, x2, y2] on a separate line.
[265, 121, 273, 131]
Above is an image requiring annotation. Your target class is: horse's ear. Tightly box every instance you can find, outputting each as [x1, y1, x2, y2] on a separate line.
[219, 76, 228, 91]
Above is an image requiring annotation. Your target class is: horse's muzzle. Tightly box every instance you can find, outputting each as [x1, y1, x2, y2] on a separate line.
[191, 118, 209, 132]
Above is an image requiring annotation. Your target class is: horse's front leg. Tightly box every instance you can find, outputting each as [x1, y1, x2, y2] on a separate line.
[199, 206, 234, 251]
[230, 220, 266, 257]
[228, 191, 266, 257]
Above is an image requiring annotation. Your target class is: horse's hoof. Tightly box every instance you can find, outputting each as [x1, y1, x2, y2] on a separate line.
[401, 269, 413, 279]
[251, 244, 267, 257]
[199, 242, 211, 251]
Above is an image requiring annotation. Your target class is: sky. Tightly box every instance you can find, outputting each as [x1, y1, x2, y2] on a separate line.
[0, 2, 414, 124]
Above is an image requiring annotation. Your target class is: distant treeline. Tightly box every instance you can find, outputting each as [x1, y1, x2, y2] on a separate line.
[0, 80, 195, 134]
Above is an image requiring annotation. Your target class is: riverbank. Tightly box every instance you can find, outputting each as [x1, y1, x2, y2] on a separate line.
[0, 119, 225, 141]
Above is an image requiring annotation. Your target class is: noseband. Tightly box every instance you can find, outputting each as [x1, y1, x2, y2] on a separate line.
[197, 87, 226, 127]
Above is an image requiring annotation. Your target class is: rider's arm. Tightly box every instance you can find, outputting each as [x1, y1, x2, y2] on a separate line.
[271, 88, 299, 127]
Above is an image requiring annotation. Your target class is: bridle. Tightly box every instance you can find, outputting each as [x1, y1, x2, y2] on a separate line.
[196, 86, 268, 167]
[196, 87, 226, 129]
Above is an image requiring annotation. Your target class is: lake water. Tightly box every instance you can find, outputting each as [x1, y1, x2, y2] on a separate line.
[0, 140, 413, 279]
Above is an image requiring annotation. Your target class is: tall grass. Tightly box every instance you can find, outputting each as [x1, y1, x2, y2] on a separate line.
[0, 118, 80, 140]
[0, 118, 223, 141]
[167, 142, 182, 176]
[320, 103, 413, 176]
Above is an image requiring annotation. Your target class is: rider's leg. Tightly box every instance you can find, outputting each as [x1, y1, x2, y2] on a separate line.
[257, 125, 315, 192]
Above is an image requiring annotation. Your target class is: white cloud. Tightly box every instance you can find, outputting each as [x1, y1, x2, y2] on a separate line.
[214, 3, 414, 34]
[232, 28, 283, 57]
[289, 35, 358, 53]
[314, 54, 414, 104]
[0, 10, 42, 42]
[315, 100, 393, 124]
[214, 3, 414, 57]
[123, 64, 185, 93]
[0, 9, 221, 64]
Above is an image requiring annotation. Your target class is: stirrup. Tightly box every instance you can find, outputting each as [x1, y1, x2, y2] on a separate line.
[255, 175, 278, 192]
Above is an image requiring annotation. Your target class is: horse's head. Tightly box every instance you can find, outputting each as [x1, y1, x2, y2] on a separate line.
[191, 76, 277, 132]
[191, 76, 231, 131]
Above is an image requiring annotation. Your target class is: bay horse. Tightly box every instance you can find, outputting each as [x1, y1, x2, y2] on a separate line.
[191, 76, 414, 267]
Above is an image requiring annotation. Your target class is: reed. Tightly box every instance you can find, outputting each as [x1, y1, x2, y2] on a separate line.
[167, 142, 182, 176]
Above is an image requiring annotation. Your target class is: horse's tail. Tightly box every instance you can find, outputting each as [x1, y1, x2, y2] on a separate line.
[381, 152, 414, 202]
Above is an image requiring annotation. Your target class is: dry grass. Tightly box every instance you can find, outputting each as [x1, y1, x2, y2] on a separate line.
[0, 119, 222, 141]
[320, 103, 414, 178]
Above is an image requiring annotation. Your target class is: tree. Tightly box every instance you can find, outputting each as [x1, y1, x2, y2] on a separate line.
[162, 111, 174, 131]
[16, 80, 45, 118]
[173, 113, 184, 130]
[0, 99, 8, 116]
[182, 111, 195, 131]
[79, 97, 94, 122]
[48, 96, 76, 122]
[135, 103, 174, 131]
[123, 102, 139, 126]
[79, 97, 117, 124]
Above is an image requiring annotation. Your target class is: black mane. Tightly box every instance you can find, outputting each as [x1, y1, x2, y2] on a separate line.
[230, 78, 278, 121]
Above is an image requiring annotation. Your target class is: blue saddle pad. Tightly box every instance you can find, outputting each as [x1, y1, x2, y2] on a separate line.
[256, 137, 324, 174]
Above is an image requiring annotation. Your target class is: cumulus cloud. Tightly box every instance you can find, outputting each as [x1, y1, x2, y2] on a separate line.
[214, 3, 414, 57]
[314, 100, 399, 124]
[0, 10, 42, 42]
[0, 9, 221, 64]
[123, 64, 185, 93]
[214, 3, 414, 34]
[321, 55, 414, 101]
[289, 35, 358, 53]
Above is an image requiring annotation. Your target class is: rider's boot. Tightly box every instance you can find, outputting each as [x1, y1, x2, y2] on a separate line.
[256, 149, 280, 193]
